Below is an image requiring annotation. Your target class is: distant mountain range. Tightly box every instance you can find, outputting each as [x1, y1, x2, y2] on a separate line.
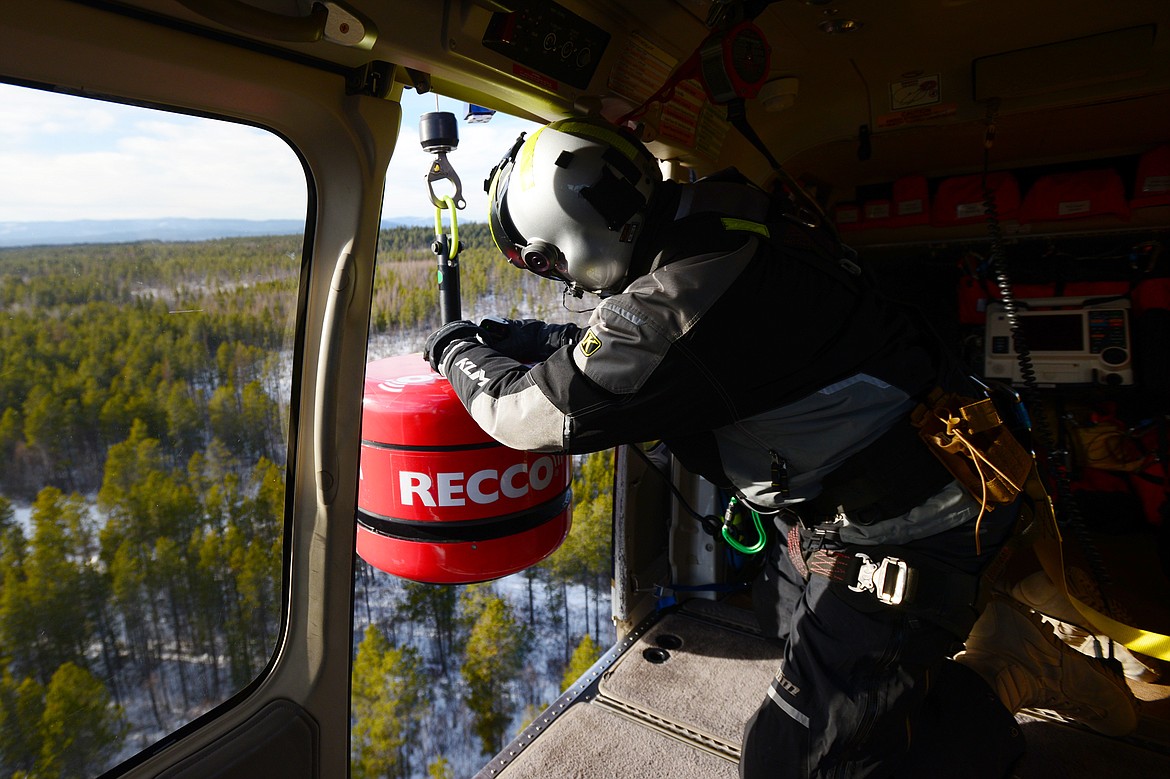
[0, 217, 443, 248]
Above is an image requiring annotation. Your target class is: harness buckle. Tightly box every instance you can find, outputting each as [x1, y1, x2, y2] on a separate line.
[848, 553, 914, 606]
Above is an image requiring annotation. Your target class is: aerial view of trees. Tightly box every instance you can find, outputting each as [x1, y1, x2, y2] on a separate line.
[0, 226, 612, 778]
[0, 233, 298, 776]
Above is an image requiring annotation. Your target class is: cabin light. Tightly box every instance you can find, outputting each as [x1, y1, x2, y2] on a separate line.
[760, 77, 800, 112]
[819, 18, 863, 34]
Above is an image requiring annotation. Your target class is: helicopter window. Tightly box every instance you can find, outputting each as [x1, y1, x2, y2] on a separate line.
[0, 83, 305, 776]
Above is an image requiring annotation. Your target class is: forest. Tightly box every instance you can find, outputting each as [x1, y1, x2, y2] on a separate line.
[0, 225, 611, 778]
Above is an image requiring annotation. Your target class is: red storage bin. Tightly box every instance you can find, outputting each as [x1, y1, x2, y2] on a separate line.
[861, 199, 891, 229]
[1131, 145, 1170, 209]
[957, 279, 1131, 325]
[933, 171, 1020, 227]
[888, 175, 930, 228]
[834, 202, 862, 230]
[1020, 168, 1130, 222]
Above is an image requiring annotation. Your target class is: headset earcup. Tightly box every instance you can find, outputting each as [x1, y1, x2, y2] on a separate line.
[522, 240, 559, 273]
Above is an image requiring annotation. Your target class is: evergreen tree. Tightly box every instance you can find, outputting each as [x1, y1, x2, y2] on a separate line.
[225, 459, 283, 659]
[239, 380, 280, 460]
[427, 755, 455, 778]
[0, 494, 23, 606]
[0, 410, 21, 486]
[7, 488, 95, 684]
[0, 669, 44, 776]
[543, 450, 615, 645]
[561, 633, 602, 693]
[36, 662, 127, 779]
[97, 419, 167, 523]
[207, 382, 244, 456]
[351, 625, 426, 779]
[460, 590, 530, 756]
[164, 380, 203, 457]
[396, 581, 458, 674]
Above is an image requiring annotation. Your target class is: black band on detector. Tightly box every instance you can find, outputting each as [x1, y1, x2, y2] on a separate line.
[361, 438, 503, 453]
[356, 487, 572, 543]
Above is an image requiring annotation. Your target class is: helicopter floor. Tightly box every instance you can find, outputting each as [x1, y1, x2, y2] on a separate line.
[478, 599, 1170, 778]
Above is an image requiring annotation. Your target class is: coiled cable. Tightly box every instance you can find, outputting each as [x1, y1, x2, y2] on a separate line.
[980, 101, 1118, 626]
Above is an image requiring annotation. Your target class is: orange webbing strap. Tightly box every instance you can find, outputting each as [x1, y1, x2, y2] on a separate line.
[1026, 464, 1170, 662]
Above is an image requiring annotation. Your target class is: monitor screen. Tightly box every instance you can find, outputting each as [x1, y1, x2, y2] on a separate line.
[1016, 313, 1084, 352]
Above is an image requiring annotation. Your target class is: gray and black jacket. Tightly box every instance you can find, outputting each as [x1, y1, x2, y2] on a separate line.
[438, 174, 978, 544]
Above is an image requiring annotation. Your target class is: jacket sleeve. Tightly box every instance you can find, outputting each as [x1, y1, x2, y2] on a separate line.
[439, 289, 736, 454]
[437, 338, 572, 452]
[438, 242, 757, 453]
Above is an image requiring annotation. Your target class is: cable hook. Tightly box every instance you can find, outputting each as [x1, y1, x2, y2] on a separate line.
[426, 151, 466, 210]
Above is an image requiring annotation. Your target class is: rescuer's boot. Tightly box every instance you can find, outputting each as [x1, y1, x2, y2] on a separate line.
[956, 595, 1139, 737]
[1010, 569, 1161, 682]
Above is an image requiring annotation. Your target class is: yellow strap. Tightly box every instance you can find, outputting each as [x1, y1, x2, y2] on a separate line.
[434, 195, 459, 257]
[1026, 465, 1170, 661]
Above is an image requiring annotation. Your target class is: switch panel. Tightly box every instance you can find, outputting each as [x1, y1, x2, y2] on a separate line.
[483, 1, 610, 90]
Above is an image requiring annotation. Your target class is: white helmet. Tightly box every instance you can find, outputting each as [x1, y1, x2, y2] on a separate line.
[486, 118, 662, 295]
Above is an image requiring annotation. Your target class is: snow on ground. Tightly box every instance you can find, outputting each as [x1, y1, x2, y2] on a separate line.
[10, 503, 31, 534]
[354, 562, 612, 776]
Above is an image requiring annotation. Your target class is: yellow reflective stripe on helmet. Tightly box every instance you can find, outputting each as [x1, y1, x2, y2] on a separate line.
[550, 119, 643, 166]
[721, 217, 770, 237]
[515, 125, 546, 192]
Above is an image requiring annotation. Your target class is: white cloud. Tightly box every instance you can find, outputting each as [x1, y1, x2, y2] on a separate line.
[0, 85, 307, 221]
[0, 85, 119, 144]
[0, 82, 536, 225]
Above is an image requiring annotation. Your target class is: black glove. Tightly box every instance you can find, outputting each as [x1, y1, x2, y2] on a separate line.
[478, 316, 582, 361]
[423, 320, 485, 373]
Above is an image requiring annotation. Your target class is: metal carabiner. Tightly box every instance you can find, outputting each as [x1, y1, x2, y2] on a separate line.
[426, 151, 466, 210]
[721, 495, 768, 555]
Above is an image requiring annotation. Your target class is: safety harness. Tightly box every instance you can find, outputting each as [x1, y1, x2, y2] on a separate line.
[665, 195, 985, 527]
[776, 386, 1034, 633]
[778, 515, 991, 637]
[665, 177, 1170, 659]
[652, 180, 1039, 632]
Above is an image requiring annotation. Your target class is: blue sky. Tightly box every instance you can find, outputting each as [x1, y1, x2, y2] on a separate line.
[0, 83, 535, 224]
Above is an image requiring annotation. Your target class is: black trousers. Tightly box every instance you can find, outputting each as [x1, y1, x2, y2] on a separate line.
[740, 504, 1026, 778]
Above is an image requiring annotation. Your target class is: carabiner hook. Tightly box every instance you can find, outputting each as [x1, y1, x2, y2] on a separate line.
[426, 152, 466, 210]
[721, 496, 768, 555]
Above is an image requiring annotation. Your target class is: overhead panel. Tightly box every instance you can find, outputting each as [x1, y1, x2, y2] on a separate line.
[481, 0, 611, 90]
[443, 0, 631, 112]
[973, 25, 1157, 101]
